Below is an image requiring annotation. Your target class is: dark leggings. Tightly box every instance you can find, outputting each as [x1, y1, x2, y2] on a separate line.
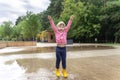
[56, 46, 66, 69]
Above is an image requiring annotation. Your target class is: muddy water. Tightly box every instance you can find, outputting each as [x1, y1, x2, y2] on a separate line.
[2, 58, 77, 80]
[2, 55, 120, 80]
[24, 45, 114, 53]
[0, 45, 114, 56]
[0, 45, 120, 80]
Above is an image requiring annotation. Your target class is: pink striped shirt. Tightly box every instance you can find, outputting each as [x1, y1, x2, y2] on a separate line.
[49, 19, 72, 44]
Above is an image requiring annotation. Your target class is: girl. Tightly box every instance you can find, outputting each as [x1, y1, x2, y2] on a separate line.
[48, 15, 74, 78]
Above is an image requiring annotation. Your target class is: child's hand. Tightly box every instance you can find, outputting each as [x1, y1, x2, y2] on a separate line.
[70, 15, 74, 20]
[48, 15, 52, 20]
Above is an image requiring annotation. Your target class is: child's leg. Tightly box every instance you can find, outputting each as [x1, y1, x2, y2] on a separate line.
[61, 47, 68, 78]
[55, 46, 61, 77]
[56, 46, 61, 69]
[61, 47, 66, 69]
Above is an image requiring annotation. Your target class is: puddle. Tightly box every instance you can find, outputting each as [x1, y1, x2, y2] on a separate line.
[0, 45, 114, 56]
[0, 44, 119, 80]
[0, 58, 76, 80]
[0, 47, 25, 53]
[19, 68, 76, 80]
[0, 61, 26, 80]
[24, 45, 115, 53]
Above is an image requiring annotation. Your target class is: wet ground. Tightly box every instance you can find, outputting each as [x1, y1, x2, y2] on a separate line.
[0, 43, 120, 80]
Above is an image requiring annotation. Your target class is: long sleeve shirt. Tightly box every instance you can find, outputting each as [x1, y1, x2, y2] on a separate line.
[49, 19, 72, 44]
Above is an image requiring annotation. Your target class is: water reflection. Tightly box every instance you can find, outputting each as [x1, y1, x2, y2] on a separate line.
[0, 45, 115, 56]
[1, 58, 76, 80]
[0, 45, 118, 80]
[0, 60, 26, 80]
[27, 45, 114, 53]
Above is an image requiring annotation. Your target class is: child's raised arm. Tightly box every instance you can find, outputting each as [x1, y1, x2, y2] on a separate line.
[48, 15, 58, 33]
[65, 15, 74, 32]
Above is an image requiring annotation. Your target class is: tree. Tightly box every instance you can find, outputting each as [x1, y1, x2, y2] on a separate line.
[15, 16, 24, 25]
[39, 11, 49, 30]
[39, 0, 64, 30]
[11, 25, 23, 41]
[0, 21, 13, 40]
[61, 0, 100, 42]
[17, 12, 42, 41]
[47, 0, 64, 18]
[0, 26, 4, 40]
[99, 0, 120, 43]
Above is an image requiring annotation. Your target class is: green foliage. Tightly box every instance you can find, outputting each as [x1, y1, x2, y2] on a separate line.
[15, 16, 24, 25]
[61, 0, 100, 41]
[47, 0, 64, 18]
[0, 0, 120, 42]
[39, 0, 64, 30]
[39, 11, 49, 30]
[0, 21, 13, 40]
[99, 0, 120, 42]
[0, 26, 3, 36]
[17, 12, 42, 40]
[11, 25, 22, 41]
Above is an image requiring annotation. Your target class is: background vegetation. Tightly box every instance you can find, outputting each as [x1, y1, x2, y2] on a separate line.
[0, 0, 120, 43]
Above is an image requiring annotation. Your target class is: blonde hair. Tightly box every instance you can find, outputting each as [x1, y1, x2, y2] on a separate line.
[57, 21, 66, 27]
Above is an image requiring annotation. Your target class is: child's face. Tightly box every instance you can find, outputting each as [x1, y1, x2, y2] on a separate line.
[58, 24, 65, 31]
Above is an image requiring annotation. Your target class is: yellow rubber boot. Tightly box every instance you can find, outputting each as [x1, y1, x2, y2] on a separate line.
[56, 69, 60, 77]
[62, 69, 68, 78]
